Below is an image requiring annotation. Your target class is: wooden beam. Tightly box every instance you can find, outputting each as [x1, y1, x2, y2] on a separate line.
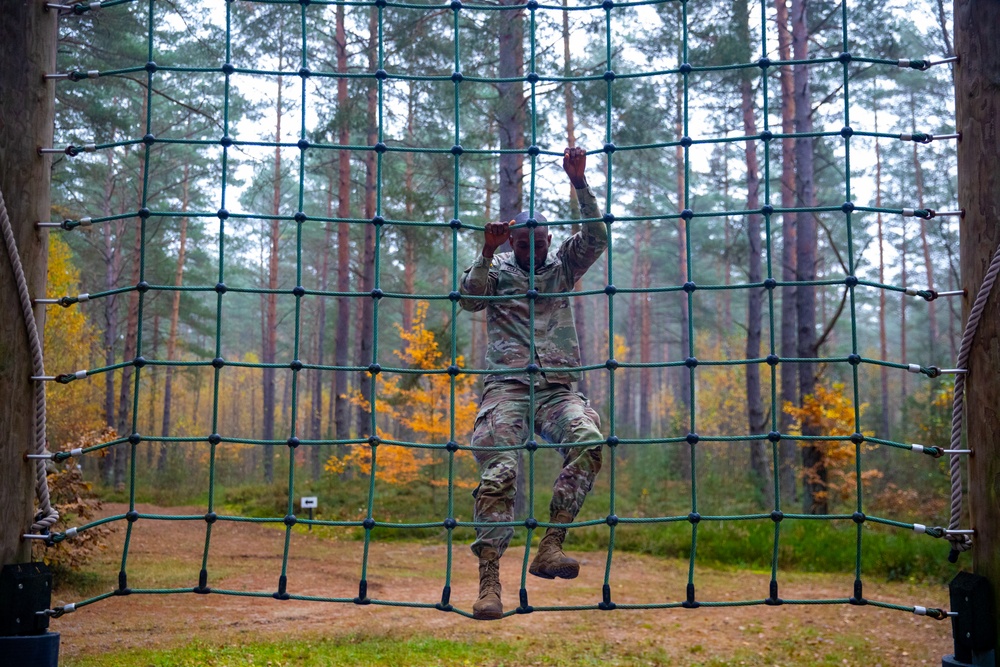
[0, 0, 57, 566]
[955, 0, 1000, 653]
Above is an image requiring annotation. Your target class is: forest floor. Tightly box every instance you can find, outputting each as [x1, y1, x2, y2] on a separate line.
[53, 503, 953, 666]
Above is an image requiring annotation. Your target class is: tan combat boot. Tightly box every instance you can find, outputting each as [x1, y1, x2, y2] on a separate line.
[472, 548, 503, 620]
[528, 511, 580, 580]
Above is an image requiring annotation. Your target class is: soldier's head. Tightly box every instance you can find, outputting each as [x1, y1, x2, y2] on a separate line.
[510, 211, 551, 272]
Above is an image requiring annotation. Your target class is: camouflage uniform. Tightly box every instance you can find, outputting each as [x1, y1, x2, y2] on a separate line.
[460, 186, 608, 558]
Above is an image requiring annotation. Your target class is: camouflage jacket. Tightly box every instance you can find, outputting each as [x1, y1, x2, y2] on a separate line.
[459, 186, 607, 386]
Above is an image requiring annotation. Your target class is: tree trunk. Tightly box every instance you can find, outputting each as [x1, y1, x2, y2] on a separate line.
[263, 67, 284, 484]
[776, 0, 798, 506]
[497, 1, 525, 223]
[160, 157, 191, 472]
[333, 2, 352, 441]
[875, 109, 891, 441]
[736, 0, 770, 506]
[791, 0, 824, 515]
[310, 170, 334, 479]
[355, 6, 379, 437]
[101, 161, 120, 485]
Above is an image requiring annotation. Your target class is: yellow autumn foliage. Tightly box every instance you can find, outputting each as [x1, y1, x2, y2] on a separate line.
[328, 302, 478, 487]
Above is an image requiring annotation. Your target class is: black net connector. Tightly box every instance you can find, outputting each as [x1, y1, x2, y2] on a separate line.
[688, 512, 701, 524]
[142, 133, 155, 146]
[606, 435, 619, 447]
[768, 430, 781, 442]
[850, 432, 865, 445]
[446, 440, 459, 453]
[844, 275, 858, 287]
[287, 437, 299, 449]
[602, 0, 614, 9]
[526, 0, 538, 9]
[770, 510, 783, 523]
[290, 359, 303, 371]
[450, 144, 463, 156]
[448, 290, 461, 302]
[217, 208, 229, 220]
[133, 356, 146, 369]
[524, 517, 538, 530]
[294, 211, 307, 223]
[126, 510, 139, 523]
[850, 579, 866, 605]
[450, 0, 461, 10]
[374, 69, 388, 81]
[679, 62, 693, 74]
[683, 280, 696, 293]
[527, 143, 540, 155]
[516, 587, 532, 614]
[841, 126, 854, 139]
[606, 514, 619, 526]
[298, 67, 311, 79]
[605, 359, 618, 370]
[526, 363, 540, 375]
[683, 583, 699, 608]
[603, 142, 616, 154]
[680, 136, 693, 149]
[221, 63, 235, 75]
[766, 354, 779, 366]
[680, 209, 694, 221]
[212, 357, 225, 369]
[525, 289, 538, 300]
[604, 284, 617, 295]
[847, 353, 861, 366]
[436, 585, 452, 611]
[757, 57, 771, 69]
[208, 433, 221, 445]
[284, 514, 297, 526]
[763, 278, 777, 290]
[372, 215, 385, 227]
[761, 204, 774, 216]
[603, 213, 615, 225]
[205, 511, 217, 524]
[128, 433, 141, 445]
[447, 364, 461, 376]
[354, 580, 371, 605]
[838, 51, 853, 64]
[684, 356, 698, 368]
[362, 517, 376, 530]
[145, 61, 158, 73]
[765, 580, 782, 605]
[524, 440, 538, 452]
[138, 207, 151, 220]
[841, 201, 855, 214]
[760, 130, 773, 142]
[599, 583, 616, 610]
[374, 142, 387, 154]
[449, 218, 462, 229]
[603, 70, 616, 81]
[136, 280, 150, 294]
[274, 575, 289, 600]
[117, 571, 130, 595]
[852, 511, 866, 524]
[368, 436, 380, 447]
[451, 71, 463, 83]
[525, 217, 538, 228]
[686, 433, 699, 444]
[368, 363, 381, 375]
[443, 518, 457, 530]
[195, 568, 211, 594]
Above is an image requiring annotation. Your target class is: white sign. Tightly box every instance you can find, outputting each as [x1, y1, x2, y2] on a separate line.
[300, 496, 318, 509]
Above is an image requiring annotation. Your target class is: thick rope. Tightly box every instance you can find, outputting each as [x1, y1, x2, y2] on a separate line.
[945, 240, 1000, 554]
[0, 185, 59, 534]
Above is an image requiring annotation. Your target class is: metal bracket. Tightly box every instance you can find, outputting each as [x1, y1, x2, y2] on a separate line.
[0, 563, 53, 636]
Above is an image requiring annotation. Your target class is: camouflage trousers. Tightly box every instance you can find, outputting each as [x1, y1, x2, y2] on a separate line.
[470, 380, 603, 558]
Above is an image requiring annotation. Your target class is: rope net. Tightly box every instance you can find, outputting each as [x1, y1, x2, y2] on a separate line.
[36, 0, 962, 621]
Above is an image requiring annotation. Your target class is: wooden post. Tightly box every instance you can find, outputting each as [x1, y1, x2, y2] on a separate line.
[0, 0, 57, 567]
[955, 0, 1000, 653]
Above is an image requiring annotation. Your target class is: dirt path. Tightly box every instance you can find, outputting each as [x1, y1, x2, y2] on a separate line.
[53, 504, 953, 665]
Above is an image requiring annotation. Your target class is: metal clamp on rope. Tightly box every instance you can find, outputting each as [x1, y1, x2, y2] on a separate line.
[903, 286, 936, 300]
[913, 606, 951, 620]
[900, 132, 935, 144]
[41, 603, 76, 619]
[39, 144, 97, 157]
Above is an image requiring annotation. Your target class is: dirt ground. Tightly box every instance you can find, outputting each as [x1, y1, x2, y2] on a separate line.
[52, 504, 954, 665]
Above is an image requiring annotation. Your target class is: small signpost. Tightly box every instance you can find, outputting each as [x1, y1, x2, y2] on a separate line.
[300, 496, 318, 530]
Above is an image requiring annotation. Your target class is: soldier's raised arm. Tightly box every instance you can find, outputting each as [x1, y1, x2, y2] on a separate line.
[459, 220, 511, 311]
[560, 147, 608, 284]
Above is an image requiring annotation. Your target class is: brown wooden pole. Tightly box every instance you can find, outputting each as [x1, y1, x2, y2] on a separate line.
[0, 1, 56, 566]
[955, 0, 1000, 652]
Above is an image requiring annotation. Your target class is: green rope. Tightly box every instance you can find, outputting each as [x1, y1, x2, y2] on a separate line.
[38, 0, 958, 622]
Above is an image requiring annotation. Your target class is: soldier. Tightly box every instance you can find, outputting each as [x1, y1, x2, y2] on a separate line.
[459, 146, 608, 620]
